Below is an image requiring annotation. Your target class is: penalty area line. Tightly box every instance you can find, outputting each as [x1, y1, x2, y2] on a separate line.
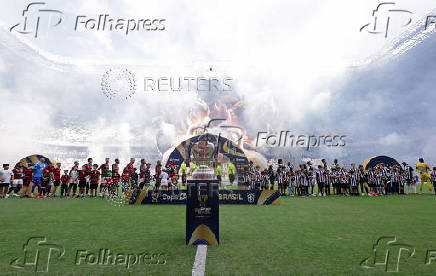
[192, 245, 208, 276]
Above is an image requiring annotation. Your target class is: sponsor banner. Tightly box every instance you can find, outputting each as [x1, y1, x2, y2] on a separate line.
[220, 189, 280, 205]
[126, 189, 280, 205]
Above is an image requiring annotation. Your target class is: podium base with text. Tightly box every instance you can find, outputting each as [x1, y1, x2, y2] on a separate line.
[186, 180, 219, 245]
[126, 189, 281, 205]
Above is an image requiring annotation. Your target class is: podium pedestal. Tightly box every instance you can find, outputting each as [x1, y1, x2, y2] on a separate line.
[186, 180, 219, 245]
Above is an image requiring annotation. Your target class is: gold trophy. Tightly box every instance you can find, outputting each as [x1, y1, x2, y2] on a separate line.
[190, 137, 216, 180]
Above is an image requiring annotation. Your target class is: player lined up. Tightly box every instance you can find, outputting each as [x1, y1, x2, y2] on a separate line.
[1, 157, 435, 198]
[0, 157, 185, 198]
[242, 158, 436, 196]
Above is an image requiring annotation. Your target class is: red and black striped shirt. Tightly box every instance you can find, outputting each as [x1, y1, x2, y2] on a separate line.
[112, 173, 120, 183]
[90, 170, 100, 183]
[100, 163, 110, 177]
[112, 164, 119, 174]
[140, 164, 146, 178]
[53, 168, 61, 180]
[78, 169, 87, 181]
[84, 164, 93, 176]
[61, 175, 70, 185]
[42, 168, 52, 180]
[127, 164, 134, 176]
[155, 165, 162, 182]
[13, 168, 23, 179]
[168, 164, 175, 177]
[23, 168, 33, 180]
[122, 172, 130, 182]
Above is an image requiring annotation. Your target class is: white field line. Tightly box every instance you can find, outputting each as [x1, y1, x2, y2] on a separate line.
[192, 245, 208, 276]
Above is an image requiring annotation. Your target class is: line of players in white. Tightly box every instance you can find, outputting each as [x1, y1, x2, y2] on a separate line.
[242, 158, 436, 196]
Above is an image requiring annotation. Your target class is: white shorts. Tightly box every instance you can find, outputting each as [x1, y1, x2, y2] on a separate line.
[13, 179, 23, 185]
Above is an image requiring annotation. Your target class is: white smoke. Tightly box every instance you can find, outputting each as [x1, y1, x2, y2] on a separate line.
[1, 0, 436, 168]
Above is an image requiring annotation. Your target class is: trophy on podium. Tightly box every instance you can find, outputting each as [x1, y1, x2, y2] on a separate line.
[191, 138, 216, 180]
[186, 134, 220, 245]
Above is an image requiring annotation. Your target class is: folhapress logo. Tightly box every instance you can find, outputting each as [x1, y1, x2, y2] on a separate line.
[10, 237, 65, 273]
[9, 2, 63, 38]
[7, 237, 168, 273]
[360, 2, 412, 38]
[10, 2, 166, 38]
[360, 236, 415, 272]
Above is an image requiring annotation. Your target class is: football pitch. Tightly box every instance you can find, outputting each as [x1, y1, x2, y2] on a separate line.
[0, 193, 435, 275]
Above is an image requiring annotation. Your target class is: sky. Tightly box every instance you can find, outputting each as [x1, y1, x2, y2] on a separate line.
[1, 0, 436, 167]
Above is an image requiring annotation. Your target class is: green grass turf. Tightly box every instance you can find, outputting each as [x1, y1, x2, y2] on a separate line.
[0, 192, 435, 275]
